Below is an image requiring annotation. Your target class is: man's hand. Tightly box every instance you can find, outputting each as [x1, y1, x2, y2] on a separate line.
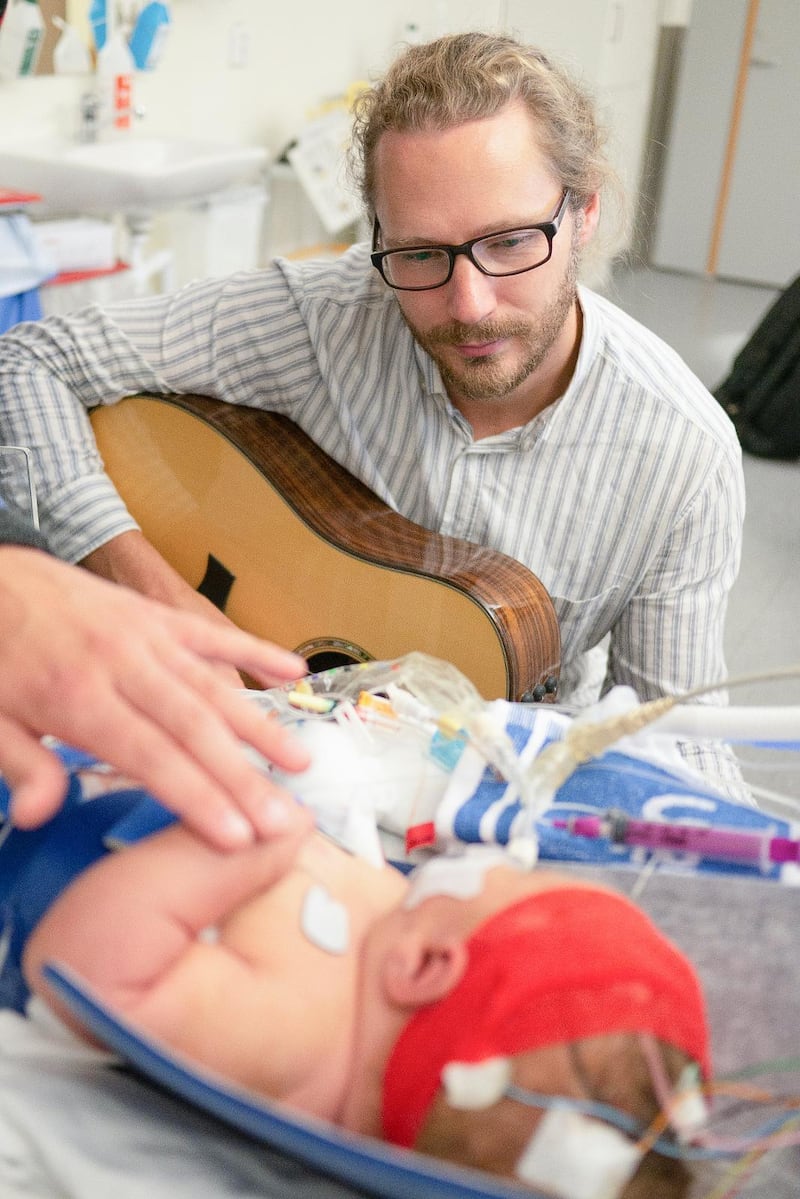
[0, 547, 312, 849]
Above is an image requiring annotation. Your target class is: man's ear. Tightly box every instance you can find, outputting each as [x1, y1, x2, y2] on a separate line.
[381, 933, 469, 1009]
[578, 191, 601, 245]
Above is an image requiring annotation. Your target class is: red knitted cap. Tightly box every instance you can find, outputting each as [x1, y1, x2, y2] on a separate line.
[382, 886, 709, 1147]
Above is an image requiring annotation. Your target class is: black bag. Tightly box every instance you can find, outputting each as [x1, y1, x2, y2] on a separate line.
[715, 274, 800, 460]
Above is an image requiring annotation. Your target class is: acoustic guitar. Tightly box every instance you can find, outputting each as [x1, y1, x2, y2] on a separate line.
[90, 394, 560, 701]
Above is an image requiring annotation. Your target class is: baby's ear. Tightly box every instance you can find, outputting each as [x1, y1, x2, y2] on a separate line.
[380, 933, 468, 1008]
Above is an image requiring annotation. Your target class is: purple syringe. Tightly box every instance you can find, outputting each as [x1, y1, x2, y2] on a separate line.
[552, 809, 800, 870]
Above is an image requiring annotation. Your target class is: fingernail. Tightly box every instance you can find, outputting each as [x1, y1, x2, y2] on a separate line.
[281, 653, 308, 676]
[262, 797, 294, 830]
[219, 808, 255, 846]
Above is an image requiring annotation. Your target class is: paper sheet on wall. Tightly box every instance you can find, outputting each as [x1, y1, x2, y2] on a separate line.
[287, 109, 361, 236]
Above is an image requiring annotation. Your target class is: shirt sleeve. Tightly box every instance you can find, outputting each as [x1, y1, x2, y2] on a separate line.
[0, 267, 309, 564]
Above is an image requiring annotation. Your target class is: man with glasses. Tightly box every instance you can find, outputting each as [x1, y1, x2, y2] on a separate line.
[0, 32, 745, 793]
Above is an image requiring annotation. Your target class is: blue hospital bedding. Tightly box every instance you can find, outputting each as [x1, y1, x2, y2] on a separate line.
[422, 701, 800, 883]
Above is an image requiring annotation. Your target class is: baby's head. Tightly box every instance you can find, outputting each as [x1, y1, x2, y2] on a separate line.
[376, 858, 709, 1198]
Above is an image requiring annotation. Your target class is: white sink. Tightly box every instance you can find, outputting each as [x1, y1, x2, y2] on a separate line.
[0, 137, 268, 218]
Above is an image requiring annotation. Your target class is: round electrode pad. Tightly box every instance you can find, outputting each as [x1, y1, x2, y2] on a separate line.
[300, 884, 350, 955]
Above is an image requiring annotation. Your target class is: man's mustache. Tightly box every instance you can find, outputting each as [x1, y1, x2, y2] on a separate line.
[425, 319, 531, 346]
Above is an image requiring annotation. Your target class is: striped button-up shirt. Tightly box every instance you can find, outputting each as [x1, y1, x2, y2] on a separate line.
[0, 244, 745, 788]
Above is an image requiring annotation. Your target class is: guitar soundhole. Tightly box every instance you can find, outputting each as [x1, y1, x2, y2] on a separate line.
[294, 637, 374, 675]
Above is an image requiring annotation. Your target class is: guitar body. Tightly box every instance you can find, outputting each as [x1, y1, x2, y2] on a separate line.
[90, 394, 560, 701]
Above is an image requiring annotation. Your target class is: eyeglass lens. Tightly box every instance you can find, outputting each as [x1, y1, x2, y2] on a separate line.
[380, 226, 553, 289]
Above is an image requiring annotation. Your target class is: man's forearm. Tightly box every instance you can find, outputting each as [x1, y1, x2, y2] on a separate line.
[81, 529, 234, 627]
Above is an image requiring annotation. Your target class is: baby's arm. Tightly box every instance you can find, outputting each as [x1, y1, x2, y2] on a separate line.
[23, 812, 313, 1033]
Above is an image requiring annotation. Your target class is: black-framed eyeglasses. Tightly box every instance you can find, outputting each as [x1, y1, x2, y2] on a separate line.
[370, 190, 571, 292]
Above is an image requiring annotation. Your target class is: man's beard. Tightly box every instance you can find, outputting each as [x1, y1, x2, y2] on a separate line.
[403, 235, 581, 404]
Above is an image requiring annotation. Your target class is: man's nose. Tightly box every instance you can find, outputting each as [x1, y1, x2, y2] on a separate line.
[444, 254, 498, 325]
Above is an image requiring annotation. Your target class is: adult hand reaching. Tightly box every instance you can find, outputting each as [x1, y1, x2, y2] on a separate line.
[0, 547, 312, 849]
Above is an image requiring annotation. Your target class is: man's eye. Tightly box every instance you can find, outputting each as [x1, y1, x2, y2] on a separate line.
[487, 231, 538, 253]
[398, 249, 439, 265]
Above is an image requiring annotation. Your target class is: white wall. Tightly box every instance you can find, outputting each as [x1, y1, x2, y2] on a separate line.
[0, 0, 671, 283]
[0, 0, 502, 150]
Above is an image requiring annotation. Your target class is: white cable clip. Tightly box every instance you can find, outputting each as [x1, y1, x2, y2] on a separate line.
[441, 1057, 513, 1110]
[669, 1063, 709, 1143]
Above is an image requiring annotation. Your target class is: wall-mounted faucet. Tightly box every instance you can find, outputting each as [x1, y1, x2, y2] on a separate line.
[78, 92, 103, 143]
[77, 89, 146, 143]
